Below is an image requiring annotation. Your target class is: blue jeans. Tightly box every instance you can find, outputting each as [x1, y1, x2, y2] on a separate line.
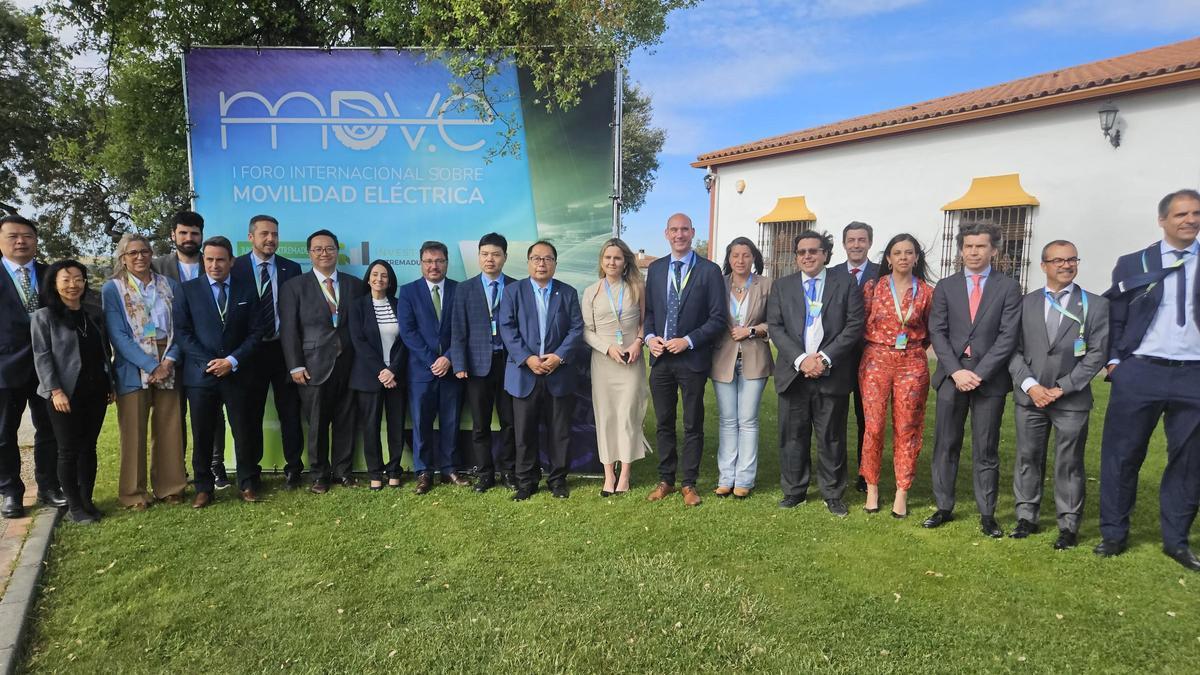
[713, 362, 767, 489]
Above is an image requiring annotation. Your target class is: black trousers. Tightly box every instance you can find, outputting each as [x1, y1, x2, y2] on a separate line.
[187, 378, 258, 493]
[648, 357, 707, 488]
[298, 356, 355, 482]
[244, 340, 305, 476]
[356, 388, 406, 480]
[512, 378, 575, 491]
[46, 385, 107, 506]
[778, 379, 848, 500]
[0, 379, 58, 498]
[465, 351, 515, 475]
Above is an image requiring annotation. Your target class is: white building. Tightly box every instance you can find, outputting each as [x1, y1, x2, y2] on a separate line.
[693, 37, 1200, 292]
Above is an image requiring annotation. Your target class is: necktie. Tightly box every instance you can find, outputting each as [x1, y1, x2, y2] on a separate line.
[538, 286, 550, 356]
[968, 274, 983, 321]
[1045, 289, 1067, 342]
[17, 266, 36, 313]
[850, 267, 860, 281]
[665, 260, 683, 340]
[431, 284, 442, 321]
[323, 277, 337, 316]
[489, 280, 501, 348]
[1172, 250, 1188, 327]
[217, 282, 228, 324]
[260, 262, 276, 337]
[805, 278, 817, 328]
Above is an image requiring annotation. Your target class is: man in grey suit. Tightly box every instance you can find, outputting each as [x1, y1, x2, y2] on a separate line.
[926, 222, 1022, 537]
[1008, 240, 1109, 550]
[767, 230, 865, 516]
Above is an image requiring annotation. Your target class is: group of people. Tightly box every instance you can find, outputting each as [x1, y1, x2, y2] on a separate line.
[0, 188, 1196, 571]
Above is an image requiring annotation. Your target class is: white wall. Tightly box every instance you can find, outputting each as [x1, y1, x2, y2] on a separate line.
[707, 85, 1200, 292]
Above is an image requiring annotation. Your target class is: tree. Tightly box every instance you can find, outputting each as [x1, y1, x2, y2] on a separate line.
[620, 73, 665, 217]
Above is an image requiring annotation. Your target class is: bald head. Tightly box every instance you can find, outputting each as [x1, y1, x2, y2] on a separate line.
[665, 213, 695, 256]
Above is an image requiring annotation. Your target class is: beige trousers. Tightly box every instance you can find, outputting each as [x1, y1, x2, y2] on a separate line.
[116, 386, 186, 506]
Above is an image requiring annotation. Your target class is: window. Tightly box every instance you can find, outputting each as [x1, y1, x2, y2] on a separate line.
[940, 174, 1039, 290]
[756, 196, 817, 278]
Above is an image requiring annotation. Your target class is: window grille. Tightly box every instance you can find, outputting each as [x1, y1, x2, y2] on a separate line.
[940, 206, 1035, 290]
[759, 220, 814, 278]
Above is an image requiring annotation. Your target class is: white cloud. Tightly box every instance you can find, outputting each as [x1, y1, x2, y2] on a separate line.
[1013, 0, 1200, 31]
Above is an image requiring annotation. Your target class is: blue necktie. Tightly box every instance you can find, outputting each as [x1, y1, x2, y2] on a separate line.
[490, 280, 502, 349]
[665, 260, 683, 339]
[537, 286, 549, 356]
[1172, 250, 1188, 327]
[804, 278, 817, 328]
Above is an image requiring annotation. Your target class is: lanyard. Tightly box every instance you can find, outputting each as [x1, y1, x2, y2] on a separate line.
[888, 276, 917, 327]
[805, 276, 823, 319]
[214, 283, 229, 323]
[128, 273, 158, 310]
[604, 279, 625, 324]
[1046, 288, 1088, 337]
[484, 277, 503, 319]
[1141, 248, 1189, 295]
[317, 275, 340, 326]
[254, 259, 273, 297]
[730, 275, 752, 326]
[669, 252, 695, 295]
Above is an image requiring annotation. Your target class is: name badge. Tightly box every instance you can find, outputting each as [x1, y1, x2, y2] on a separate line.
[807, 301, 823, 317]
[1073, 337, 1086, 357]
[894, 332, 908, 350]
[616, 330, 624, 344]
[143, 320, 157, 338]
[491, 319, 498, 337]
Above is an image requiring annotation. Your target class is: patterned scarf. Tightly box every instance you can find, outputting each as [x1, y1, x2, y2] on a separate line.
[116, 272, 176, 390]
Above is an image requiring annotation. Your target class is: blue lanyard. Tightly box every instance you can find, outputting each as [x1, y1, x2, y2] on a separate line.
[1045, 288, 1088, 337]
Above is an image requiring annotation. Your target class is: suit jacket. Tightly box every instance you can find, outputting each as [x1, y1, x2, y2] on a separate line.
[0, 259, 47, 388]
[101, 274, 183, 395]
[1106, 242, 1200, 362]
[174, 275, 268, 388]
[929, 269, 1022, 396]
[348, 294, 407, 392]
[31, 303, 113, 398]
[278, 270, 365, 386]
[396, 277, 458, 383]
[642, 253, 728, 372]
[498, 278, 584, 399]
[711, 274, 774, 382]
[449, 273, 518, 376]
[766, 267, 865, 395]
[1009, 286, 1110, 411]
[230, 252, 303, 333]
[151, 251, 202, 282]
[835, 259, 880, 287]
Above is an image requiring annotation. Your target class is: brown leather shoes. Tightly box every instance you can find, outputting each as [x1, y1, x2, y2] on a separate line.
[713, 485, 733, 497]
[732, 487, 751, 499]
[442, 472, 471, 487]
[414, 472, 434, 495]
[681, 486, 702, 507]
[192, 492, 213, 509]
[647, 481, 676, 502]
[240, 489, 259, 503]
[162, 494, 183, 505]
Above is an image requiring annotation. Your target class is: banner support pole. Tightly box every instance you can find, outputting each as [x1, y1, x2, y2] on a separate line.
[611, 57, 623, 238]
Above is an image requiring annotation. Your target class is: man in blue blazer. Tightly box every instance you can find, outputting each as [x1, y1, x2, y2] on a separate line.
[231, 215, 305, 488]
[398, 241, 467, 495]
[498, 241, 584, 500]
[643, 213, 728, 507]
[0, 215, 62, 518]
[837, 221, 880, 494]
[450, 232, 519, 492]
[174, 236, 269, 506]
[1097, 189, 1200, 571]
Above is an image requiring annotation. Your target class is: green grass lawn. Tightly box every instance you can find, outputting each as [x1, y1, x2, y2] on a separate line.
[22, 379, 1198, 673]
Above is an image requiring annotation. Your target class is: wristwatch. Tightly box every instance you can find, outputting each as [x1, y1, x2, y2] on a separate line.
[748, 327, 757, 338]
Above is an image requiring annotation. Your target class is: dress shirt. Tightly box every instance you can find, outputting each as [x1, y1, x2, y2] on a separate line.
[963, 264, 992, 302]
[252, 251, 280, 333]
[424, 278, 445, 300]
[129, 273, 174, 360]
[532, 279, 553, 357]
[1020, 282, 1076, 393]
[2, 256, 38, 297]
[792, 268, 831, 371]
[289, 269, 339, 374]
[846, 260, 867, 285]
[645, 250, 696, 349]
[1132, 240, 1200, 360]
[481, 271, 505, 307]
[206, 275, 238, 371]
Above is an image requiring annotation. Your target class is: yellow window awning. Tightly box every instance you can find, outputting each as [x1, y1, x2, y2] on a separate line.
[941, 174, 1040, 211]
[758, 196, 816, 223]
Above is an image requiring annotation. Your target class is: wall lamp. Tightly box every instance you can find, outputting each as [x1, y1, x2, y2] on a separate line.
[703, 170, 716, 193]
[1098, 101, 1121, 148]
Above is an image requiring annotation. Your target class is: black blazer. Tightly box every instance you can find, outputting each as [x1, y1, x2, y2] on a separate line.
[347, 294, 407, 392]
[0, 259, 47, 388]
[642, 253, 727, 372]
[278, 271, 366, 386]
[231, 253, 303, 334]
[1106, 242, 1200, 362]
[174, 275, 268, 388]
[928, 269, 1022, 396]
[767, 268, 865, 395]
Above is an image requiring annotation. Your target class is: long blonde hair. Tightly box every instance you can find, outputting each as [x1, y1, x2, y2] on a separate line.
[596, 238, 644, 304]
[110, 233, 153, 280]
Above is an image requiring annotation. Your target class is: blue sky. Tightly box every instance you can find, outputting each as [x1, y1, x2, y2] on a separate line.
[621, 0, 1200, 253]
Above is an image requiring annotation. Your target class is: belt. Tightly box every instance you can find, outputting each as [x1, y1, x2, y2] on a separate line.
[1133, 355, 1200, 367]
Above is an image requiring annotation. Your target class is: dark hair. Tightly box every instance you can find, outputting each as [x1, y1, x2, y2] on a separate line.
[1040, 239, 1076, 260]
[793, 230, 834, 259]
[478, 232, 508, 254]
[170, 211, 204, 232]
[877, 233, 931, 283]
[307, 229, 340, 250]
[202, 236, 234, 259]
[723, 236, 764, 275]
[419, 241, 449, 260]
[955, 222, 1002, 250]
[362, 259, 399, 299]
[248, 214, 278, 233]
[1158, 189, 1200, 218]
[842, 221, 873, 244]
[528, 240, 558, 259]
[40, 259, 90, 317]
[0, 214, 37, 234]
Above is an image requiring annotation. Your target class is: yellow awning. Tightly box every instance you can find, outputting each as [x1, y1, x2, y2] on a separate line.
[757, 196, 816, 223]
[942, 174, 1039, 211]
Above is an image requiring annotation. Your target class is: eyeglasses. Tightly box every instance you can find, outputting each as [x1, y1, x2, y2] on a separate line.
[528, 256, 557, 264]
[1043, 257, 1081, 266]
[309, 246, 338, 254]
[795, 248, 824, 257]
[421, 258, 447, 265]
[124, 249, 152, 258]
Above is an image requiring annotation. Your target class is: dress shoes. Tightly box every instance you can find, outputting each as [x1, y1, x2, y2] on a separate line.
[980, 516, 1004, 538]
[283, 472, 302, 490]
[550, 483, 570, 499]
[67, 509, 99, 525]
[339, 475, 357, 488]
[600, 490, 614, 498]
[38, 488, 68, 508]
[442, 472, 471, 487]
[1010, 519, 1039, 539]
[1163, 546, 1200, 571]
[161, 494, 183, 505]
[778, 494, 806, 509]
[825, 499, 849, 517]
[1, 495, 25, 519]
[388, 476, 404, 489]
[192, 492, 213, 509]
[502, 473, 519, 490]
[474, 474, 496, 493]
[647, 481, 676, 502]
[681, 486, 701, 507]
[414, 473, 434, 495]
[855, 475, 868, 494]
[732, 487, 751, 499]
[713, 485, 732, 497]
[1093, 538, 1127, 557]
[922, 510, 954, 528]
[1053, 530, 1078, 550]
[241, 489, 260, 503]
[512, 487, 535, 501]
[309, 479, 329, 495]
[891, 510, 908, 519]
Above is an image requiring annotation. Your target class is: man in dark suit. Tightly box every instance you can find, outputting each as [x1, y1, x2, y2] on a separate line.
[278, 229, 365, 493]
[644, 213, 727, 507]
[767, 230, 865, 516]
[1096, 189, 1200, 571]
[231, 215, 305, 488]
[451, 232, 519, 492]
[398, 241, 468, 495]
[1008, 240, 1109, 549]
[498, 241, 585, 501]
[0, 215, 63, 517]
[838, 221, 880, 493]
[926, 222, 1022, 537]
[174, 236, 268, 506]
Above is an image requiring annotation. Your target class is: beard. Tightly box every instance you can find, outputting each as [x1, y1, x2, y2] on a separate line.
[176, 240, 200, 256]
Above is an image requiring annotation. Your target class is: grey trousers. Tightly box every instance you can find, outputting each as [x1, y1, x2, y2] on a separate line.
[931, 381, 1006, 516]
[1013, 403, 1089, 533]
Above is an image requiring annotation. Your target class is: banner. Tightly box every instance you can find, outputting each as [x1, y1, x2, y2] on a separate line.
[183, 47, 614, 473]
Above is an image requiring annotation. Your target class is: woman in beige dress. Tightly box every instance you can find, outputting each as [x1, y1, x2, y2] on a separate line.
[582, 238, 651, 496]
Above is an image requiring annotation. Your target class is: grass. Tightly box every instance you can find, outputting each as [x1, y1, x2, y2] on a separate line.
[22, 377, 1199, 673]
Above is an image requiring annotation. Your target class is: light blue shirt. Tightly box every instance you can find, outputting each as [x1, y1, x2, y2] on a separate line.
[533, 279, 552, 356]
[206, 275, 238, 371]
[964, 264, 991, 302]
[2, 256, 38, 299]
[481, 272, 505, 310]
[1133, 240, 1200, 360]
[645, 250, 697, 349]
[251, 252, 280, 333]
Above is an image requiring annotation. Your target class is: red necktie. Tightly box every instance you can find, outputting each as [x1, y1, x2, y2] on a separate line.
[965, 274, 982, 357]
[850, 267, 860, 275]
